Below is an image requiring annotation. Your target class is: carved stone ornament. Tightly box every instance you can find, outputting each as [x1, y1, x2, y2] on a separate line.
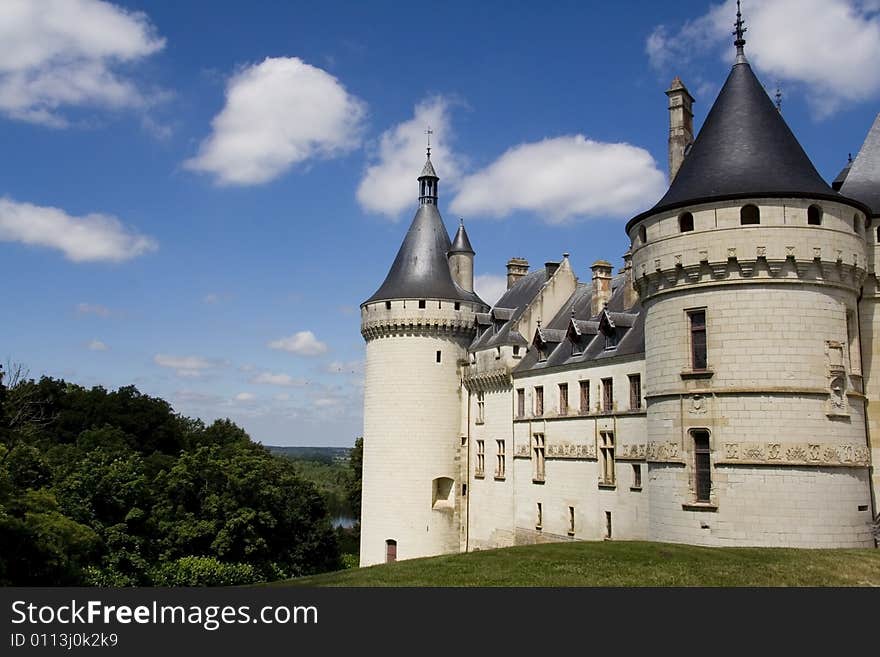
[716, 441, 869, 467]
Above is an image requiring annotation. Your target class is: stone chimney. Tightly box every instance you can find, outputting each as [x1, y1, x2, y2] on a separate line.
[666, 76, 694, 182]
[545, 261, 560, 278]
[590, 260, 613, 317]
[506, 257, 529, 290]
[622, 249, 638, 309]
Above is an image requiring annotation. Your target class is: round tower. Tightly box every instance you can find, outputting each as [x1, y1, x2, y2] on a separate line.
[360, 149, 488, 566]
[449, 219, 475, 293]
[627, 7, 875, 548]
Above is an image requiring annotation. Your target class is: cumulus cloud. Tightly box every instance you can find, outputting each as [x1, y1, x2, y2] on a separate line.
[450, 136, 665, 223]
[268, 331, 328, 356]
[154, 354, 219, 378]
[474, 274, 508, 306]
[87, 339, 108, 351]
[0, 197, 157, 262]
[357, 96, 463, 219]
[185, 57, 366, 185]
[0, 0, 165, 127]
[250, 371, 307, 387]
[646, 0, 880, 117]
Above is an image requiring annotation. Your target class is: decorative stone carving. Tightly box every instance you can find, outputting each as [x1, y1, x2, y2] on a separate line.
[715, 441, 869, 467]
[646, 441, 684, 463]
[688, 394, 708, 415]
[514, 443, 530, 458]
[618, 443, 646, 460]
[545, 441, 596, 460]
[756, 246, 766, 258]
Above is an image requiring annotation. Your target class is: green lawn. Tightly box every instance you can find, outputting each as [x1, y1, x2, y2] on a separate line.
[274, 540, 880, 587]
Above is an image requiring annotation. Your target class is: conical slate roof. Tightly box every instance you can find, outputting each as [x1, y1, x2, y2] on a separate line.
[840, 113, 880, 216]
[449, 221, 474, 255]
[628, 61, 842, 230]
[420, 156, 438, 179]
[364, 204, 485, 305]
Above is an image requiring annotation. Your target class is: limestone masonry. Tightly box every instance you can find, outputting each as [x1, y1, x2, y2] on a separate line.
[359, 21, 880, 565]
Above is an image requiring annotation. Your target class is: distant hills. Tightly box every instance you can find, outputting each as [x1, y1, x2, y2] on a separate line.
[267, 445, 351, 463]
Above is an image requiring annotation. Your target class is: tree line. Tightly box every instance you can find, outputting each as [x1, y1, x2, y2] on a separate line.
[0, 366, 361, 586]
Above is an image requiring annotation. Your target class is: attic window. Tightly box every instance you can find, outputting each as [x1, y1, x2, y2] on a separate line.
[678, 212, 694, 232]
[513, 345, 521, 357]
[572, 339, 584, 357]
[454, 302, 461, 310]
[638, 225, 647, 244]
[854, 214, 860, 233]
[418, 300, 426, 309]
[385, 301, 391, 310]
[604, 331, 619, 350]
[740, 205, 760, 225]
[807, 205, 822, 225]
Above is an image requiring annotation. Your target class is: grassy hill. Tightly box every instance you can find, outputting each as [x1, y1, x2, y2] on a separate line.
[266, 445, 350, 463]
[274, 540, 880, 587]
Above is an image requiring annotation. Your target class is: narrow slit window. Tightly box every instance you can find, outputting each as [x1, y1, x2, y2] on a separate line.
[689, 310, 707, 370]
[436, 350, 442, 363]
[693, 430, 711, 502]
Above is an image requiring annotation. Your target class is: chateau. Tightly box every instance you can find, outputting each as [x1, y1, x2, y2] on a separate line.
[358, 15, 880, 566]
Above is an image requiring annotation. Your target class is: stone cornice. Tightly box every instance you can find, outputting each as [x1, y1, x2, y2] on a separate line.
[361, 315, 477, 340]
[634, 253, 866, 301]
[463, 368, 512, 392]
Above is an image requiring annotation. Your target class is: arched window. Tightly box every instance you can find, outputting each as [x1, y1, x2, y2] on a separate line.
[638, 225, 647, 245]
[678, 212, 694, 233]
[854, 214, 861, 233]
[740, 204, 760, 225]
[385, 539, 397, 563]
[807, 205, 822, 225]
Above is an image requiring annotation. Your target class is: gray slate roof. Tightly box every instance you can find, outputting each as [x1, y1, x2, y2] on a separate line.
[628, 61, 845, 231]
[840, 113, 880, 216]
[449, 222, 475, 254]
[469, 268, 549, 350]
[364, 203, 486, 305]
[516, 275, 644, 373]
[420, 157, 438, 179]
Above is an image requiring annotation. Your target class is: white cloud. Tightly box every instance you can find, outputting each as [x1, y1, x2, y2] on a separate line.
[87, 339, 108, 351]
[154, 354, 218, 378]
[646, 0, 880, 117]
[235, 392, 256, 402]
[314, 397, 339, 408]
[184, 57, 366, 185]
[0, 0, 165, 126]
[0, 197, 157, 262]
[357, 96, 463, 219]
[268, 330, 328, 356]
[450, 136, 665, 223]
[250, 371, 306, 387]
[474, 274, 508, 306]
[76, 303, 112, 317]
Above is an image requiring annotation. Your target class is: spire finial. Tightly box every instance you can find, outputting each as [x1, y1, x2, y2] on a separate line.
[425, 126, 433, 158]
[733, 0, 748, 64]
[459, 217, 464, 226]
[775, 86, 782, 112]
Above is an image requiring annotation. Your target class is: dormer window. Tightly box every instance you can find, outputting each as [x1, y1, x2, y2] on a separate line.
[604, 331, 618, 350]
[740, 204, 760, 225]
[678, 212, 694, 232]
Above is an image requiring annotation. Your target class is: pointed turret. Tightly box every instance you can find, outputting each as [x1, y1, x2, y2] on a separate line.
[448, 219, 475, 293]
[365, 151, 485, 305]
[840, 114, 880, 216]
[627, 1, 839, 231]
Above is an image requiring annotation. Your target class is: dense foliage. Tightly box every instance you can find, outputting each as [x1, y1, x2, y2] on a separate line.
[0, 368, 342, 586]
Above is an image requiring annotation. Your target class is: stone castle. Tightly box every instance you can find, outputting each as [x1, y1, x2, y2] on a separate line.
[358, 16, 880, 566]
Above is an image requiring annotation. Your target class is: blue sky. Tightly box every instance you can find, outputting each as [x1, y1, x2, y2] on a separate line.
[1, 0, 879, 447]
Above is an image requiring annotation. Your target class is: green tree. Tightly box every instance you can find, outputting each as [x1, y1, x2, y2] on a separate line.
[347, 436, 363, 522]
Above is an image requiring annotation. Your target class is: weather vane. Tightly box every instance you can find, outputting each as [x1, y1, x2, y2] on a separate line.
[425, 126, 433, 157]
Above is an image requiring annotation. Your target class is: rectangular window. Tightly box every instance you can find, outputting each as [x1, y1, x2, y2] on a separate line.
[580, 380, 590, 413]
[568, 506, 575, 536]
[629, 374, 642, 410]
[454, 302, 460, 311]
[604, 330, 618, 350]
[632, 463, 642, 489]
[602, 378, 613, 413]
[536, 502, 543, 530]
[475, 440, 485, 477]
[847, 309, 861, 374]
[599, 431, 615, 485]
[534, 386, 544, 416]
[689, 309, 707, 370]
[513, 345, 521, 357]
[516, 388, 525, 418]
[558, 383, 569, 415]
[533, 433, 545, 482]
[436, 350, 442, 363]
[418, 299, 426, 309]
[693, 430, 711, 502]
[476, 391, 485, 424]
[495, 439, 506, 478]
